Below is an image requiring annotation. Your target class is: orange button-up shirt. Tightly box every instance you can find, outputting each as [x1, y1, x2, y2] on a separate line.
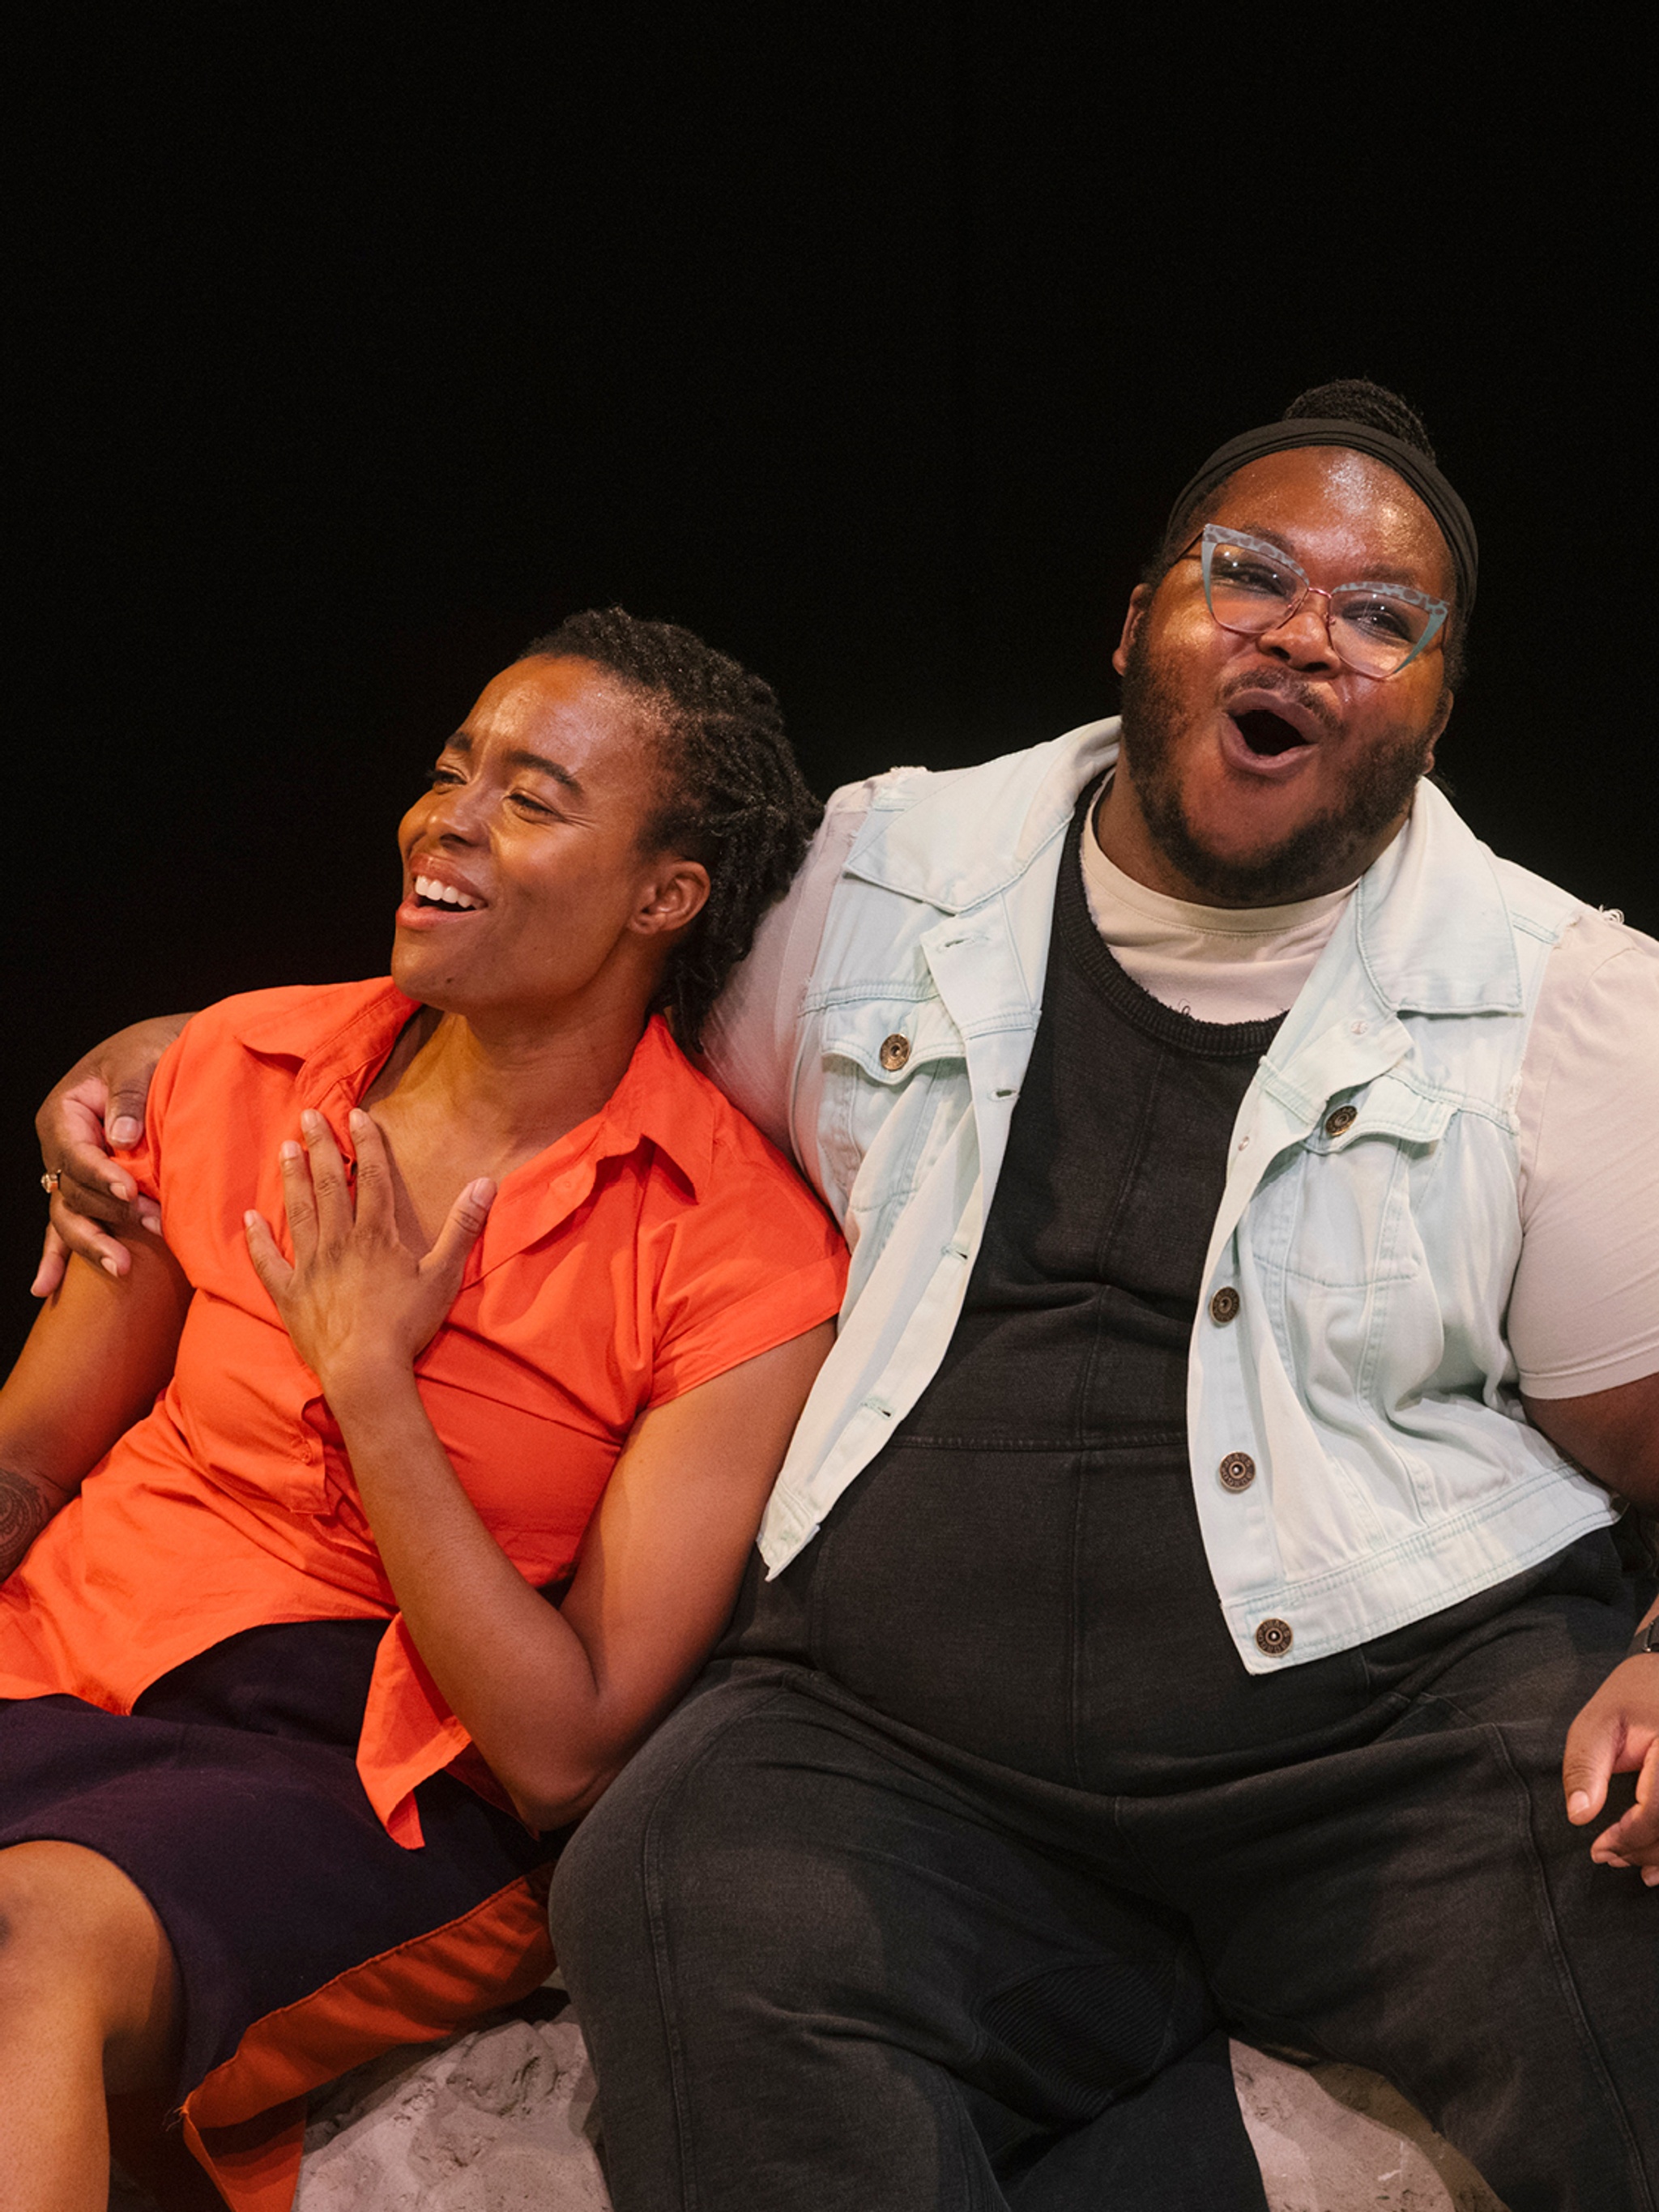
[0, 982, 846, 1843]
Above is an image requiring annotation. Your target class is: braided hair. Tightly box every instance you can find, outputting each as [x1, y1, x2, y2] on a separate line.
[1282, 378, 1438, 458]
[1143, 379, 1466, 682]
[518, 609, 822, 1051]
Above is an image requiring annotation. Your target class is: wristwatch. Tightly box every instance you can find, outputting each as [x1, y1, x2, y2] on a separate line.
[1626, 1617, 1659, 1659]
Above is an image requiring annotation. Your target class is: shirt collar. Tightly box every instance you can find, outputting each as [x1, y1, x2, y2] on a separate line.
[1350, 778, 1524, 1016]
[233, 983, 715, 1216]
[567, 1011, 716, 1201]
[482, 1014, 717, 1265]
[232, 981, 421, 1106]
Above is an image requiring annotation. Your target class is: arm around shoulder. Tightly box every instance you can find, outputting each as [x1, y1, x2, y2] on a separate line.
[1, 1231, 192, 1579]
[33, 1012, 194, 1293]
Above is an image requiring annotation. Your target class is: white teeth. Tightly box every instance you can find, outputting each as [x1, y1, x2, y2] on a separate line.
[414, 875, 483, 910]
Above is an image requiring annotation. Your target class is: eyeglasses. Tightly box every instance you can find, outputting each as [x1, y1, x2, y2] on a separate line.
[1179, 524, 1449, 680]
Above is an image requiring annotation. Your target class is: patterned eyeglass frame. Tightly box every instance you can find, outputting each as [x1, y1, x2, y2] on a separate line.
[1181, 522, 1450, 678]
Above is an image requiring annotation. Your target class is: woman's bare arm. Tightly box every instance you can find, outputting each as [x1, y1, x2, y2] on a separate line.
[32, 1014, 194, 1292]
[324, 1324, 830, 1827]
[0, 1236, 193, 1578]
[244, 1106, 832, 1829]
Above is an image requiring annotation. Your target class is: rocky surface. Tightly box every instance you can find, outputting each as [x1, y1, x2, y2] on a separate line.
[112, 2016, 1506, 2211]
[1233, 2046, 1506, 2211]
[294, 2001, 607, 2212]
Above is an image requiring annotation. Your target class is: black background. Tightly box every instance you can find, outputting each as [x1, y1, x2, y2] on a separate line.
[10, 11, 1651, 1362]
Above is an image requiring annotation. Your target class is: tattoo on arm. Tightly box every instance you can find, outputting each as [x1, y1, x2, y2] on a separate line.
[0, 1468, 58, 1581]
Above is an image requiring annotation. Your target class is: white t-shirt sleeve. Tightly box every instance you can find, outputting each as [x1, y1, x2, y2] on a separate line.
[1508, 910, 1659, 1398]
[696, 785, 869, 1161]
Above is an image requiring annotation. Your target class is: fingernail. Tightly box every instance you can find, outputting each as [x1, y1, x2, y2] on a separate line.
[1644, 1868, 1659, 1887]
[349, 1107, 369, 1126]
[281, 1141, 303, 1162]
[110, 1117, 140, 1146]
[467, 1179, 494, 1205]
[29, 1272, 48, 1297]
[107, 1178, 133, 1203]
[1568, 1792, 1591, 1818]
[244, 1211, 260, 1229]
[101, 1256, 121, 1277]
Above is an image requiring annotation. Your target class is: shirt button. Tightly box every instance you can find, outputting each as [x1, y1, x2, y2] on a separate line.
[1255, 1617, 1294, 1657]
[879, 1033, 911, 1072]
[1324, 1103, 1358, 1137]
[1218, 1451, 1256, 1492]
[1209, 1285, 1241, 1325]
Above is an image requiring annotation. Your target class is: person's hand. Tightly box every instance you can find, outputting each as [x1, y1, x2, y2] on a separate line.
[243, 1108, 494, 1407]
[1563, 1654, 1659, 1882]
[32, 1016, 190, 1292]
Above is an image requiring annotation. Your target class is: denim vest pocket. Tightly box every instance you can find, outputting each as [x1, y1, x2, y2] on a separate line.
[818, 997, 973, 1242]
[1269, 1081, 1456, 1290]
[1248, 1089, 1520, 1535]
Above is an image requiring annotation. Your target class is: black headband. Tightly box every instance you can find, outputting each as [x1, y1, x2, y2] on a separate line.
[1166, 419, 1478, 617]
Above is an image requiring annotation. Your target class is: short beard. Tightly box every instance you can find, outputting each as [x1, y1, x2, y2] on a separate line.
[1117, 628, 1438, 907]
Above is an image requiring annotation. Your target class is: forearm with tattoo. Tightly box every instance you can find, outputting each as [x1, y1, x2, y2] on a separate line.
[0, 1467, 63, 1581]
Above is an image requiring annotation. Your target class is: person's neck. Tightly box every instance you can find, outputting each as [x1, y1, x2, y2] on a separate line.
[373, 995, 650, 1169]
[1095, 767, 1404, 910]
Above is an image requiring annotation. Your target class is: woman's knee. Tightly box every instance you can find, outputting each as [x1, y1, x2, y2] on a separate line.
[0, 1843, 179, 2075]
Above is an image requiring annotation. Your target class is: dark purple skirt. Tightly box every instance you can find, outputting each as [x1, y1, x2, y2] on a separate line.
[0, 1618, 553, 2101]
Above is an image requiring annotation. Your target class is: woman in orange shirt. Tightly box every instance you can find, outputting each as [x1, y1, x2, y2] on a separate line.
[0, 612, 847, 2212]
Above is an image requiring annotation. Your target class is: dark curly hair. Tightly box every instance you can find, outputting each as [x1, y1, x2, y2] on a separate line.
[518, 609, 822, 1051]
[1142, 379, 1467, 685]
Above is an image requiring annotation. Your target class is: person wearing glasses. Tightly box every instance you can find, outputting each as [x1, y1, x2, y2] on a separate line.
[32, 386, 1659, 2208]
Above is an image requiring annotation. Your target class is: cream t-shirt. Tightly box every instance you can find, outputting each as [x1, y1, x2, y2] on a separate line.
[1081, 800, 1659, 1402]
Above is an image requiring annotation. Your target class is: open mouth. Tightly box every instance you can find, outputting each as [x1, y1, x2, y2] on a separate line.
[1232, 709, 1311, 758]
[412, 873, 486, 913]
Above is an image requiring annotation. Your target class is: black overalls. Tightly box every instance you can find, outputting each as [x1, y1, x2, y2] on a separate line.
[555, 791, 1657, 2212]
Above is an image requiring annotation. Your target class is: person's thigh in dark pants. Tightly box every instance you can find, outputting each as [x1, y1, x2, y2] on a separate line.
[1149, 1591, 1658, 2212]
[552, 1668, 1267, 2212]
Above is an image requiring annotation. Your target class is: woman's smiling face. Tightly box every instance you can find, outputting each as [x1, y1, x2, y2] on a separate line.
[393, 654, 708, 1028]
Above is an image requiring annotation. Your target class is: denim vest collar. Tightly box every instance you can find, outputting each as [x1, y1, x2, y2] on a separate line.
[844, 719, 1121, 913]
[842, 715, 1522, 1012]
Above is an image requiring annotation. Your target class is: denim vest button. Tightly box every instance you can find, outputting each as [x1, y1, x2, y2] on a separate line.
[1219, 1451, 1256, 1492]
[1324, 1103, 1358, 1137]
[879, 1033, 911, 1071]
[1209, 1285, 1241, 1325]
[1255, 1617, 1293, 1657]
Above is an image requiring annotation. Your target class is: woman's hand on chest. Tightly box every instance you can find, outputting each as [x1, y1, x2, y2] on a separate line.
[243, 1107, 494, 1409]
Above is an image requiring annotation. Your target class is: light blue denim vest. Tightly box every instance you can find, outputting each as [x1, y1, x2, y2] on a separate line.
[743, 719, 1618, 1670]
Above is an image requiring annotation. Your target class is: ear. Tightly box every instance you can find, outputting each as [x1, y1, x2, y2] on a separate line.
[1112, 585, 1154, 676]
[1421, 688, 1455, 778]
[629, 857, 711, 940]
